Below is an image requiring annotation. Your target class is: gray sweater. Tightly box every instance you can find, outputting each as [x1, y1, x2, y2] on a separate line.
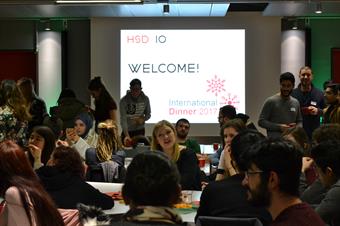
[258, 94, 302, 138]
[316, 180, 340, 226]
[119, 91, 151, 133]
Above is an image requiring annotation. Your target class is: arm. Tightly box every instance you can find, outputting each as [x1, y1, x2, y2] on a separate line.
[143, 96, 151, 121]
[119, 99, 130, 139]
[296, 103, 303, 127]
[258, 98, 283, 132]
[2, 187, 32, 226]
[315, 186, 340, 224]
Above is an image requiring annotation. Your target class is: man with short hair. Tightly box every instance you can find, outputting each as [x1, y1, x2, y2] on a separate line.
[311, 140, 340, 225]
[120, 78, 151, 146]
[258, 72, 302, 138]
[175, 118, 201, 154]
[323, 83, 340, 124]
[218, 105, 237, 127]
[242, 139, 324, 226]
[291, 66, 325, 139]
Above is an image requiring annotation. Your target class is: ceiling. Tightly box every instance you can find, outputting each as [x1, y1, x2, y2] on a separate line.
[0, 1, 340, 18]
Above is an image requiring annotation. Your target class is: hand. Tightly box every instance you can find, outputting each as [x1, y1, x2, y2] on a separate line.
[302, 157, 314, 173]
[66, 128, 80, 144]
[56, 140, 69, 147]
[280, 124, 290, 132]
[28, 144, 42, 161]
[288, 123, 297, 128]
[135, 116, 145, 125]
[308, 106, 319, 116]
[223, 145, 234, 173]
[124, 136, 133, 147]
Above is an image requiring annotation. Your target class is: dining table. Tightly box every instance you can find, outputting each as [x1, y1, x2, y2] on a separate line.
[103, 190, 202, 225]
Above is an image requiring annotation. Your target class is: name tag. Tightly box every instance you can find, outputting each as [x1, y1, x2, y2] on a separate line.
[311, 101, 317, 106]
[290, 107, 296, 112]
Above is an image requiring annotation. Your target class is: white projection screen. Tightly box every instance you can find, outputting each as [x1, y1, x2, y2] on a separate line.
[120, 29, 245, 123]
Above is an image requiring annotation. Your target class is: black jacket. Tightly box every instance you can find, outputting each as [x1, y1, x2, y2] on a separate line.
[36, 166, 114, 210]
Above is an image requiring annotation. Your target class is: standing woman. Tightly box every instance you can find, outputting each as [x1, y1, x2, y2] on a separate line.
[0, 80, 31, 146]
[88, 77, 118, 129]
[151, 120, 201, 190]
[0, 140, 64, 226]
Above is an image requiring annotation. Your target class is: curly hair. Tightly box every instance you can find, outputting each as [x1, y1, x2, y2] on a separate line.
[51, 146, 85, 179]
[0, 79, 31, 122]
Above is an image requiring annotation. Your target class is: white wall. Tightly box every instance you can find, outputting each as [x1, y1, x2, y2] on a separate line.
[281, 30, 306, 87]
[38, 31, 62, 112]
[90, 12, 281, 136]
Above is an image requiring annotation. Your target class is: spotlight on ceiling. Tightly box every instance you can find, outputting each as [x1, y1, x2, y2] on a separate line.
[315, 2, 322, 14]
[163, 4, 170, 15]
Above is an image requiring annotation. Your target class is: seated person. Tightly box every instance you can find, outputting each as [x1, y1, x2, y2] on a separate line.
[175, 118, 201, 154]
[120, 151, 184, 225]
[36, 145, 114, 210]
[311, 140, 340, 225]
[27, 126, 56, 169]
[64, 112, 98, 159]
[0, 140, 64, 226]
[216, 119, 246, 181]
[301, 124, 340, 205]
[151, 120, 201, 190]
[196, 130, 272, 225]
[85, 120, 125, 183]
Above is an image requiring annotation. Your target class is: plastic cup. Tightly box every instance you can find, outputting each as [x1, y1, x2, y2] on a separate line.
[213, 143, 219, 151]
[199, 158, 206, 168]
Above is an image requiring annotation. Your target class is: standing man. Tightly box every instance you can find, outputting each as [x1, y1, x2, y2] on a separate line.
[323, 83, 340, 124]
[242, 139, 325, 226]
[258, 72, 302, 138]
[291, 66, 325, 139]
[120, 78, 151, 146]
[175, 118, 201, 154]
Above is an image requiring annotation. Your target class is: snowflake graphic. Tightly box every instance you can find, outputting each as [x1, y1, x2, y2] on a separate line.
[220, 93, 240, 107]
[206, 75, 225, 96]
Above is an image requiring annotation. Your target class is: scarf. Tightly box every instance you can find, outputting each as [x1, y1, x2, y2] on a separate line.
[123, 206, 183, 225]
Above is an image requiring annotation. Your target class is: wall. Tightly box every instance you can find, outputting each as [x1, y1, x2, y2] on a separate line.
[91, 12, 281, 136]
[310, 18, 340, 89]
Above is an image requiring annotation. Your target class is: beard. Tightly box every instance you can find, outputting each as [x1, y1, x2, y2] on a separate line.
[177, 131, 188, 139]
[246, 179, 271, 208]
[281, 89, 292, 98]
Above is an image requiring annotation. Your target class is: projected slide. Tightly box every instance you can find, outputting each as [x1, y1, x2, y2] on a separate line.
[120, 29, 245, 123]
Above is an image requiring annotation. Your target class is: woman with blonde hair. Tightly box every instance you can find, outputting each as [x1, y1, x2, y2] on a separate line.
[0, 80, 31, 146]
[151, 120, 201, 190]
[85, 120, 125, 182]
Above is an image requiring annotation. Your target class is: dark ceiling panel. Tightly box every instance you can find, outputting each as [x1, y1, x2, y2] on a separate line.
[228, 3, 268, 12]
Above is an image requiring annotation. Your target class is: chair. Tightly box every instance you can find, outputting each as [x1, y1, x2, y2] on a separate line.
[197, 216, 263, 226]
[86, 181, 123, 193]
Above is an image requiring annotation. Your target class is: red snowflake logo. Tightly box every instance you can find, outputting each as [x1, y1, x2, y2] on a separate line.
[206, 75, 225, 96]
[220, 93, 240, 108]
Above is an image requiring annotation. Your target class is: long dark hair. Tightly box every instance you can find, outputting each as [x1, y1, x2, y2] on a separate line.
[0, 140, 64, 226]
[88, 76, 115, 108]
[30, 126, 56, 165]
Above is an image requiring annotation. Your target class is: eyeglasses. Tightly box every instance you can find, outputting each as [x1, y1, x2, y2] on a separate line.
[245, 171, 264, 178]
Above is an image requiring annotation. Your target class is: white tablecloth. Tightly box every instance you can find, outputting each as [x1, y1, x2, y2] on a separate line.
[103, 191, 202, 223]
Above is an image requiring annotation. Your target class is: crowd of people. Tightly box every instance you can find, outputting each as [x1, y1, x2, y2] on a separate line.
[0, 67, 339, 226]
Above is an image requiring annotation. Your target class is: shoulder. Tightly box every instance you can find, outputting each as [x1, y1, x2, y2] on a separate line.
[4, 187, 21, 204]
